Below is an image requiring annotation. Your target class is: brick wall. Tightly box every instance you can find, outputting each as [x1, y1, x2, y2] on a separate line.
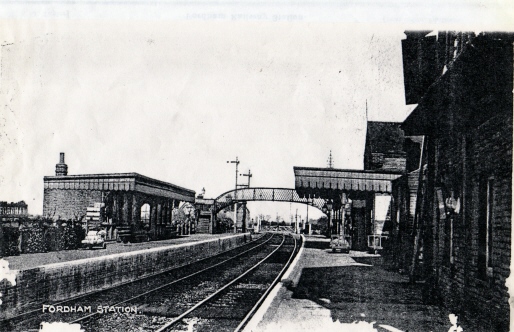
[43, 188, 103, 220]
[429, 112, 512, 330]
[466, 114, 511, 328]
[0, 234, 250, 319]
[399, 32, 513, 330]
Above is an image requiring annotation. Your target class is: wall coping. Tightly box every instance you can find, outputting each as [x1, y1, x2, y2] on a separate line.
[37, 234, 248, 271]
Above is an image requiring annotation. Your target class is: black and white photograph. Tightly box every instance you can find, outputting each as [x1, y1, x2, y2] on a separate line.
[0, 1, 513, 331]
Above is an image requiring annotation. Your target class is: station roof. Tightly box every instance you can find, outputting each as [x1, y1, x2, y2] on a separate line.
[294, 167, 402, 197]
[365, 121, 406, 155]
[402, 34, 513, 136]
[44, 173, 195, 202]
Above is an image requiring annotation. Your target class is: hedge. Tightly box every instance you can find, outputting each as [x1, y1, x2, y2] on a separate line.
[1, 220, 87, 257]
[21, 226, 45, 254]
[1, 226, 20, 257]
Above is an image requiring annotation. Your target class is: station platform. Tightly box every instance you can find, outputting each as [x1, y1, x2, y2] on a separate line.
[3, 233, 240, 271]
[245, 235, 454, 332]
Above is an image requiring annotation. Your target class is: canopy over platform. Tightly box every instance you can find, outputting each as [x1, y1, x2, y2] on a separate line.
[294, 167, 402, 199]
[44, 173, 195, 202]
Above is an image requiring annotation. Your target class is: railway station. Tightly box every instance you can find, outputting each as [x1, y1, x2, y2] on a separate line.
[0, 26, 512, 332]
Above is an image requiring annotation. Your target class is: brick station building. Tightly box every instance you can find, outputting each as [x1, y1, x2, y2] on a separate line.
[43, 153, 196, 241]
[393, 31, 513, 330]
[293, 31, 513, 330]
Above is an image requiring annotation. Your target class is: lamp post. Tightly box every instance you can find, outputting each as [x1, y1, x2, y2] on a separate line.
[227, 157, 240, 233]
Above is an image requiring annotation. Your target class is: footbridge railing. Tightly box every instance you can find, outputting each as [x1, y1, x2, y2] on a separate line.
[213, 187, 326, 213]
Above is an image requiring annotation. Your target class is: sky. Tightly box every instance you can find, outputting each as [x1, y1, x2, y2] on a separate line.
[0, 3, 512, 219]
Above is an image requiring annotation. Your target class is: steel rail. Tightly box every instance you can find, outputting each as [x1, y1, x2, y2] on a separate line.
[70, 233, 276, 325]
[0, 233, 270, 328]
[155, 234, 288, 332]
[233, 234, 298, 332]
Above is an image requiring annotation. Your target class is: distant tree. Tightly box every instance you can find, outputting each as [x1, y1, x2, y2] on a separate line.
[317, 216, 329, 236]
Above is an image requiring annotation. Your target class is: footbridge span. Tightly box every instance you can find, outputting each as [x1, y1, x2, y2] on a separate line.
[194, 187, 329, 233]
[213, 187, 327, 213]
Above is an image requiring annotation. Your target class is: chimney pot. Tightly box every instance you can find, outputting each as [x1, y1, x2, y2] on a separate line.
[56, 152, 68, 176]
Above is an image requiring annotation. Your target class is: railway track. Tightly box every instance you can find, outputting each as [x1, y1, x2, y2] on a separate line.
[80, 234, 297, 332]
[161, 234, 298, 332]
[1, 233, 273, 331]
[1, 232, 299, 332]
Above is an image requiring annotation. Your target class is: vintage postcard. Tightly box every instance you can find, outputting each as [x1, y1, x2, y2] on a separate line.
[0, 1, 513, 331]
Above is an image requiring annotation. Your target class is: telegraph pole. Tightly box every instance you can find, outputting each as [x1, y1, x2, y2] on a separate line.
[227, 157, 240, 233]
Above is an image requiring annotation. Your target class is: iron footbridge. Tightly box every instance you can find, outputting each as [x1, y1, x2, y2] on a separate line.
[213, 187, 326, 213]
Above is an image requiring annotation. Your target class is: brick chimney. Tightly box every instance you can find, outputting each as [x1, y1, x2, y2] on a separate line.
[55, 152, 68, 176]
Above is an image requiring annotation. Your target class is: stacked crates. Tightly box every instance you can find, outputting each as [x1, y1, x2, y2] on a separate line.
[85, 203, 105, 231]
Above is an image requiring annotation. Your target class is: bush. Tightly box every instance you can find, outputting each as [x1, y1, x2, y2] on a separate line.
[44, 227, 59, 252]
[1, 226, 20, 257]
[2, 219, 87, 256]
[61, 224, 77, 250]
[21, 225, 46, 254]
[73, 223, 86, 247]
[56, 220, 85, 250]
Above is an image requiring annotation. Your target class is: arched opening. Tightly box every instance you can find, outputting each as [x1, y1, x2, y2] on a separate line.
[141, 203, 151, 229]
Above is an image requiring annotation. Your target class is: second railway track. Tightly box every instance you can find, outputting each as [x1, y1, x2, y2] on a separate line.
[2, 232, 300, 332]
[81, 233, 298, 332]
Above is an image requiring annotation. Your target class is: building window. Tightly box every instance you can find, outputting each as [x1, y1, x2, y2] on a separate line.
[141, 203, 151, 227]
[478, 177, 494, 279]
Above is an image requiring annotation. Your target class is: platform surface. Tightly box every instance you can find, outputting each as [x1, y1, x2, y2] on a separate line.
[247, 235, 456, 332]
[3, 233, 242, 271]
